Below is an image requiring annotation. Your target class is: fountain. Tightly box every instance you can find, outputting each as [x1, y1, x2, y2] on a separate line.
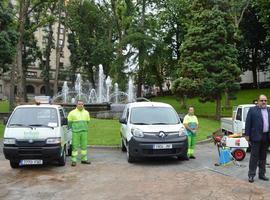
[128, 76, 134, 102]
[52, 64, 137, 118]
[62, 81, 69, 103]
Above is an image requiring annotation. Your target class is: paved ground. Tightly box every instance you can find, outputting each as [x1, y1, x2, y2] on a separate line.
[1, 143, 270, 200]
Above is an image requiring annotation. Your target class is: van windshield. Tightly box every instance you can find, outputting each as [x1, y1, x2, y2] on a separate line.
[130, 107, 180, 125]
[8, 107, 58, 127]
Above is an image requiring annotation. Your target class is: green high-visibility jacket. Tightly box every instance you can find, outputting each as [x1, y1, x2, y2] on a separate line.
[67, 108, 90, 133]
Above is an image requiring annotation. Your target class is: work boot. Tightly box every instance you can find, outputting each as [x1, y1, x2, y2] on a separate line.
[259, 175, 269, 181]
[71, 162, 76, 167]
[81, 160, 91, 165]
[248, 176, 254, 183]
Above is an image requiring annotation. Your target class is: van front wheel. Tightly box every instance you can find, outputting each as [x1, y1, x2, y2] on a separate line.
[127, 144, 135, 163]
[58, 147, 66, 166]
[10, 160, 19, 168]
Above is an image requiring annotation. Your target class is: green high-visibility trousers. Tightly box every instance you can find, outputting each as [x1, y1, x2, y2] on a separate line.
[187, 134, 196, 157]
[71, 131, 88, 162]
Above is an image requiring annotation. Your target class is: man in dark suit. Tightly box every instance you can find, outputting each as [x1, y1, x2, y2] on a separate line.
[245, 94, 270, 183]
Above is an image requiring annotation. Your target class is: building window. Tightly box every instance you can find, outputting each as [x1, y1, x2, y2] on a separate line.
[60, 28, 65, 34]
[59, 39, 64, 47]
[40, 86, 46, 94]
[60, 49, 65, 58]
[26, 71, 38, 79]
[60, 62, 64, 68]
[26, 85, 35, 94]
[0, 85, 2, 93]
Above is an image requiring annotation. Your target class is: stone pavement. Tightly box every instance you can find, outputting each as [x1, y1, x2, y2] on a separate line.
[0, 143, 270, 200]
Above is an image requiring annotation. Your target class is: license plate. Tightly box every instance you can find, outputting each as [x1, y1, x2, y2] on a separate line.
[19, 160, 43, 166]
[153, 144, 172, 149]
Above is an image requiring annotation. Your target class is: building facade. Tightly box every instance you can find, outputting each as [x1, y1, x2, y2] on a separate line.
[0, 18, 71, 100]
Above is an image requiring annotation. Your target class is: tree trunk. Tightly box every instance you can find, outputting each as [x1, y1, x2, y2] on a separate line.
[224, 90, 230, 108]
[158, 82, 164, 96]
[136, 0, 146, 98]
[22, 44, 28, 102]
[90, 66, 96, 89]
[180, 95, 187, 109]
[215, 95, 222, 120]
[16, 0, 29, 103]
[251, 48, 259, 88]
[9, 63, 16, 111]
[54, 0, 65, 95]
[44, 21, 54, 96]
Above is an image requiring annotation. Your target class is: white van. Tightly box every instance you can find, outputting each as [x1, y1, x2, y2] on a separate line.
[119, 102, 188, 163]
[3, 103, 72, 168]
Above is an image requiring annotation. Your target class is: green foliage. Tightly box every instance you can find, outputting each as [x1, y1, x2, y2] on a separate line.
[66, 0, 114, 87]
[254, 0, 270, 41]
[0, 120, 4, 138]
[172, 78, 198, 98]
[0, 1, 18, 71]
[238, 5, 270, 79]
[177, 0, 241, 118]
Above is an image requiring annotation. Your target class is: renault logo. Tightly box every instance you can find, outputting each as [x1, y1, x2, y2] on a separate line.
[28, 139, 34, 143]
[159, 131, 166, 138]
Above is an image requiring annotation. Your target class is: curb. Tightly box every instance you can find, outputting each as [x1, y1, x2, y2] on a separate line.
[88, 145, 120, 149]
[197, 138, 213, 145]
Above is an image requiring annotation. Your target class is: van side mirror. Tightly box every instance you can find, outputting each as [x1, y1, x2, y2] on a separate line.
[3, 117, 8, 125]
[119, 117, 127, 124]
[61, 118, 68, 125]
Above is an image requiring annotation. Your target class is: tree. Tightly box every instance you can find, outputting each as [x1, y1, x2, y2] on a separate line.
[14, 0, 58, 102]
[253, 0, 270, 41]
[40, 2, 57, 96]
[0, 1, 18, 110]
[66, 0, 114, 88]
[178, 0, 241, 120]
[238, 5, 270, 88]
[0, 1, 18, 71]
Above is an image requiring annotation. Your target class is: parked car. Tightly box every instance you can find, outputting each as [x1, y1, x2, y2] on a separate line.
[119, 101, 188, 163]
[3, 97, 72, 168]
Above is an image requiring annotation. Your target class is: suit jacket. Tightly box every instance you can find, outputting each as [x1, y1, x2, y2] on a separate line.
[245, 106, 270, 142]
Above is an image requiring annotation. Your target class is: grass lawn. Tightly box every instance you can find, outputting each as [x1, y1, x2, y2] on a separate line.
[151, 88, 270, 117]
[0, 100, 9, 113]
[196, 117, 219, 141]
[89, 118, 120, 146]
[0, 121, 4, 138]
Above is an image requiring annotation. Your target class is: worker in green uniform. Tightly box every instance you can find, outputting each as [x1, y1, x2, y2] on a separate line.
[183, 106, 199, 159]
[68, 100, 91, 166]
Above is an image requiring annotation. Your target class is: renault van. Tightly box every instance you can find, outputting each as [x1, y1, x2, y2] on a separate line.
[119, 102, 188, 163]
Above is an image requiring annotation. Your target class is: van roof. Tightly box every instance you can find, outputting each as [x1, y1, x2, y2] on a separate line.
[127, 101, 173, 109]
[14, 104, 63, 109]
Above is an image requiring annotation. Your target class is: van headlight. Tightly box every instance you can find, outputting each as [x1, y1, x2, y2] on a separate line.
[179, 127, 186, 136]
[131, 128, 144, 138]
[3, 138, 16, 145]
[46, 138, 61, 144]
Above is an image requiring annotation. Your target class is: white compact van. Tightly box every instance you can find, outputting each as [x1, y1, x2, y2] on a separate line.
[3, 103, 72, 168]
[119, 102, 188, 163]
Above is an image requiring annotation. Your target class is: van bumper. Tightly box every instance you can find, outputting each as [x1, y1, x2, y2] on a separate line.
[128, 136, 188, 158]
[3, 145, 62, 162]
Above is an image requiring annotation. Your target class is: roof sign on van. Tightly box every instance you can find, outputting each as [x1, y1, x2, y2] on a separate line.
[35, 96, 51, 104]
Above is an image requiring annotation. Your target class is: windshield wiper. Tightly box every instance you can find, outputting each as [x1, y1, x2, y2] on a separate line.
[9, 123, 33, 129]
[28, 124, 54, 129]
[132, 122, 151, 125]
[151, 122, 168, 125]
